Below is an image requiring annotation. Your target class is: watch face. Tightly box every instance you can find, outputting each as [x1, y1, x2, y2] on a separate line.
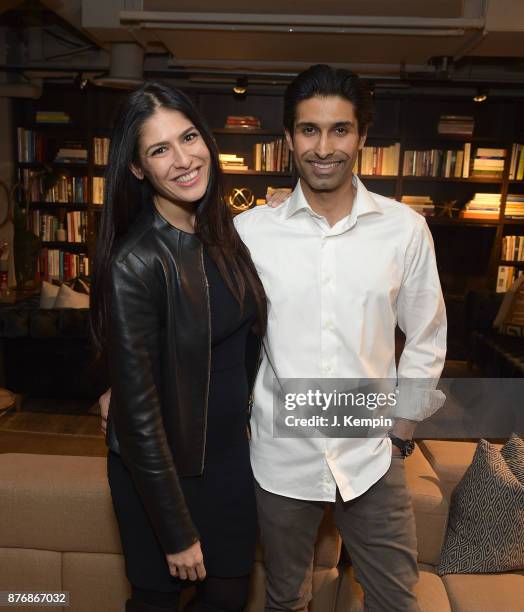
[404, 440, 416, 456]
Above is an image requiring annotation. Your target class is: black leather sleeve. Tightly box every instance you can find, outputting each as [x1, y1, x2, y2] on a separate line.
[108, 253, 200, 554]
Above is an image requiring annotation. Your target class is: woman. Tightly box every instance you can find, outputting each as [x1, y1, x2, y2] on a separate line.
[90, 81, 267, 612]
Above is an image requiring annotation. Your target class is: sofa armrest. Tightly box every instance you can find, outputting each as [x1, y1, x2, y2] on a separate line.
[0, 453, 121, 554]
[418, 440, 503, 500]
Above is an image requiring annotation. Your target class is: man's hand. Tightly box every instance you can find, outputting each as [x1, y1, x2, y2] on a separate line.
[266, 189, 291, 208]
[99, 388, 111, 435]
[166, 541, 206, 581]
[390, 418, 417, 457]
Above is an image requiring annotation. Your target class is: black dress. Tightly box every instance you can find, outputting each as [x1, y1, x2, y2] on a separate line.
[107, 247, 257, 591]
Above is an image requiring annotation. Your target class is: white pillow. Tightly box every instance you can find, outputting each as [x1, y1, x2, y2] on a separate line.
[39, 281, 60, 308]
[53, 283, 90, 309]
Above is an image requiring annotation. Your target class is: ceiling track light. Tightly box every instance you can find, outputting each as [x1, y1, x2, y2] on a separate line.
[473, 88, 488, 102]
[233, 78, 248, 96]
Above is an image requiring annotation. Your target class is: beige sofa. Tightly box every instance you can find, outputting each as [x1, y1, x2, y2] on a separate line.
[0, 443, 523, 612]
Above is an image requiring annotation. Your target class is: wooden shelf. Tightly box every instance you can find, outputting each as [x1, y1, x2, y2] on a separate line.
[41, 242, 87, 250]
[403, 136, 507, 144]
[17, 161, 88, 170]
[426, 217, 499, 227]
[403, 176, 503, 184]
[503, 218, 524, 224]
[26, 202, 88, 210]
[213, 128, 283, 136]
[222, 169, 292, 176]
[500, 260, 524, 267]
[22, 123, 76, 130]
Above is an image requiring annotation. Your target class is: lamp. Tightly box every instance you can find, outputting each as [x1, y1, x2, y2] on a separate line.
[233, 78, 248, 96]
[473, 88, 488, 103]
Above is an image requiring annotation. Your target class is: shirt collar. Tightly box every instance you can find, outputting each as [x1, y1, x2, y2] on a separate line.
[283, 175, 383, 222]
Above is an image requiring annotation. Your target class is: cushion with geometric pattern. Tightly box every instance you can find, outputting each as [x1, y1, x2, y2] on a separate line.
[437, 436, 524, 574]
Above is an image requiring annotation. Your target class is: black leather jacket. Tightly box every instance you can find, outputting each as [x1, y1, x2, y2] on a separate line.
[106, 203, 261, 554]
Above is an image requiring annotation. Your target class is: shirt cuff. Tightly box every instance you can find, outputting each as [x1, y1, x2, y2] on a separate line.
[390, 380, 446, 422]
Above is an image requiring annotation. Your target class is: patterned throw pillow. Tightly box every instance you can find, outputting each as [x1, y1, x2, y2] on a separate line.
[437, 436, 524, 575]
[502, 434, 524, 484]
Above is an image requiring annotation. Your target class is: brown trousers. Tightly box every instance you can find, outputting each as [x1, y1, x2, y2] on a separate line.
[255, 457, 420, 612]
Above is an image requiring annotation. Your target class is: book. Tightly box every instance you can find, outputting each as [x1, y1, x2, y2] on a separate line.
[460, 193, 501, 219]
[92, 177, 105, 206]
[35, 111, 71, 124]
[403, 144, 472, 178]
[360, 143, 400, 176]
[93, 137, 110, 165]
[463, 143, 471, 178]
[225, 116, 261, 129]
[438, 115, 474, 136]
[401, 195, 435, 216]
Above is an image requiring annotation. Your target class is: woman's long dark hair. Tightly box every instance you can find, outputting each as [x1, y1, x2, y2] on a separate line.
[90, 81, 267, 360]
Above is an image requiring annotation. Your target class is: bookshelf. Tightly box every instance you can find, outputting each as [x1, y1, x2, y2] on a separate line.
[11, 84, 524, 357]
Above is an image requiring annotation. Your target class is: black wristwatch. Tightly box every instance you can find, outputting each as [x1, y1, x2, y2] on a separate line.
[388, 433, 416, 458]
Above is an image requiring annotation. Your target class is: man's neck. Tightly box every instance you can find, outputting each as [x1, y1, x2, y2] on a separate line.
[300, 178, 356, 227]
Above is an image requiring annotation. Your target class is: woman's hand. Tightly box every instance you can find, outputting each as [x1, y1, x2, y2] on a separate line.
[166, 541, 206, 581]
[99, 388, 111, 435]
[266, 189, 291, 208]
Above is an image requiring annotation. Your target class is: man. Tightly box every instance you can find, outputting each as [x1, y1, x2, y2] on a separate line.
[232, 65, 446, 612]
[101, 64, 446, 611]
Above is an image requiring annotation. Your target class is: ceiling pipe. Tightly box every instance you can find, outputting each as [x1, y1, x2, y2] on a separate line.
[168, 59, 437, 75]
[3, 64, 524, 87]
[453, 28, 488, 62]
[93, 42, 144, 88]
[120, 11, 485, 29]
[145, 23, 465, 36]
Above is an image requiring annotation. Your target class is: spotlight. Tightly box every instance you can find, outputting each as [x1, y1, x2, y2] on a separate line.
[74, 72, 89, 90]
[473, 88, 488, 103]
[233, 78, 248, 96]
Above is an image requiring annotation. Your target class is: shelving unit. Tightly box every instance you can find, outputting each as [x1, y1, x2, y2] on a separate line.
[11, 83, 524, 357]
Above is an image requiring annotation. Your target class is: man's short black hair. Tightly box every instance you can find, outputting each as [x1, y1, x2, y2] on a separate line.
[284, 64, 374, 136]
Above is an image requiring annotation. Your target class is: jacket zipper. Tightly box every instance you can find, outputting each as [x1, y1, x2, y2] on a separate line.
[200, 244, 211, 474]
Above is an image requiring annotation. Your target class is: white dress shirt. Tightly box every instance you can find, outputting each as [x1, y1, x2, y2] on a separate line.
[234, 176, 447, 502]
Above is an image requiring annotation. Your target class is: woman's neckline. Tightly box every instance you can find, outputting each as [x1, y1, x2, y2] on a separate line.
[152, 201, 197, 236]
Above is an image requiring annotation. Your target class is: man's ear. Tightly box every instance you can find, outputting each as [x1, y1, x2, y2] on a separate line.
[129, 163, 144, 180]
[284, 129, 294, 152]
[358, 129, 368, 151]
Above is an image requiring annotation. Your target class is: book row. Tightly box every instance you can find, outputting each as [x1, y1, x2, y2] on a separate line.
[93, 137, 110, 166]
[509, 144, 524, 180]
[497, 266, 524, 293]
[38, 249, 90, 283]
[28, 211, 88, 244]
[359, 144, 400, 176]
[253, 139, 293, 173]
[402, 146, 505, 179]
[17, 129, 88, 164]
[501, 236, 524, 262]
[19, 169, 89, 204]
